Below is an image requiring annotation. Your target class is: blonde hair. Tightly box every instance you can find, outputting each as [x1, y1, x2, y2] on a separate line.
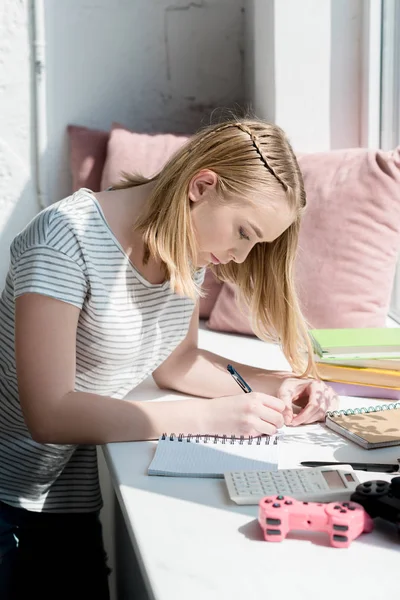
[113, 118, 314, 376]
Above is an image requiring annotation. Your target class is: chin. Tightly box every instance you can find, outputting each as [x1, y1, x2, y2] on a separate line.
[194, 255, 210, 268]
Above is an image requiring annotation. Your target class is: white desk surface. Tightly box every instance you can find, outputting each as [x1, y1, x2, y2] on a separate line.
[104, 327, 400, 600]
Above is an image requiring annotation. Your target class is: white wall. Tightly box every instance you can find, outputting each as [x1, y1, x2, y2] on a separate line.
[0, 0, 246, 286]
[248, 0, 365, 153]
[44, 0, 246, 207]
[0, 0, 38, 288]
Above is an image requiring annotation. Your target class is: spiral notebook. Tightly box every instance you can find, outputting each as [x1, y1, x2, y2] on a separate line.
[325, 401, 400, 449]
[148, 433, 280, 478]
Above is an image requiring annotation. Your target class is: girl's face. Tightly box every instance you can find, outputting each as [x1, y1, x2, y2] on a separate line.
[189, 170, 295, 268]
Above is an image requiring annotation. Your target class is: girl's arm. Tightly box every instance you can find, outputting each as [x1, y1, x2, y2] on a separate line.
[16, 294, 284, 444]
[152, 303, 291, 398]
[153, 304, 339, 425]
[15, 294, 211, 444]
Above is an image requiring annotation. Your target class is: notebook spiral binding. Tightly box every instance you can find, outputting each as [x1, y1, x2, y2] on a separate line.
[326, 401, 400, 418]
[160, 433, 276, 445]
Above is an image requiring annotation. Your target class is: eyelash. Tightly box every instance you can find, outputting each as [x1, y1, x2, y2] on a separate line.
[239, 227, 250, 241]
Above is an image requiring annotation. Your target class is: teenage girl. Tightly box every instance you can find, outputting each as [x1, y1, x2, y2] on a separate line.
[0, 119, 337, 598]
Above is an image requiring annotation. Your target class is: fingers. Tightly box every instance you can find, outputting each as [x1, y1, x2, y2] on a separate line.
[257, 403, 285, 429]
[277, 382, 295, 425]
[291, 402, 322, 426]
[248, 392, 285, 434]
[291, 381, 339, 426]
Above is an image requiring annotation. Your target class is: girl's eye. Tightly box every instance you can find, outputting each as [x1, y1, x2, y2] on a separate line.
[239, 227, 250, 241]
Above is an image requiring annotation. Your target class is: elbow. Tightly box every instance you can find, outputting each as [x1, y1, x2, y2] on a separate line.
[21, 405, 57, 444]
[26, 420, 55, 444]
[152, 373, 172, 391]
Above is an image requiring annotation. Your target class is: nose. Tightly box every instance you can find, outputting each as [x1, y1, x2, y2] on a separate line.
[230, 245, 252, 264]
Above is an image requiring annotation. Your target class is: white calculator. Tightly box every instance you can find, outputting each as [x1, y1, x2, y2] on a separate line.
[224, 465, 361, 505]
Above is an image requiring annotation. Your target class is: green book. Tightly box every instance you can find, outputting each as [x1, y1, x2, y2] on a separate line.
[309, 328, 400, 359]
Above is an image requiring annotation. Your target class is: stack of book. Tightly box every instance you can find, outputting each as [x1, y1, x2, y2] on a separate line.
[309, 327, 400, 399]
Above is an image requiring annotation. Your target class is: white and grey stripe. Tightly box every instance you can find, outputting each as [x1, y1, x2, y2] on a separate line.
[0, 188, 204, 512]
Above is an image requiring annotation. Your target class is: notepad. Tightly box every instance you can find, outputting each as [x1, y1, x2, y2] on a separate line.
[325, 402, 400, 449]
[148, 433, 280, 478]
[309, 327, 400, 359]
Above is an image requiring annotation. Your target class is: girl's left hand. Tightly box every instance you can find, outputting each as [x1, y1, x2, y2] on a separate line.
[277, 378, 339, 426]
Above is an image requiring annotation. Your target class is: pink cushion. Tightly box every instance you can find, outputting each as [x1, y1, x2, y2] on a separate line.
[199, 269, 224, 319]
[207, 146, 400, 334]
[67, 125, 109, 192]
[100, 123, 189, 189]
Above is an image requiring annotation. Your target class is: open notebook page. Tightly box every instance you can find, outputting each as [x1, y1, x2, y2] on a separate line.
[148, 434, 280, 478]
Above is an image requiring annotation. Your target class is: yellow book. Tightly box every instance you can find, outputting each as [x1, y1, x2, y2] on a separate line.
[316, 363, 400, 388]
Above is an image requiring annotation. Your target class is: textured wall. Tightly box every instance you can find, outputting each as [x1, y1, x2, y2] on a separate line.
[0, 0, 246, 286]
[0, 0, 37, 287]
[45, 0, 246, 206]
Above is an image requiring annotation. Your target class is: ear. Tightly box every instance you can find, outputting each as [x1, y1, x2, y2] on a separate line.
[188, 169, 218, 203]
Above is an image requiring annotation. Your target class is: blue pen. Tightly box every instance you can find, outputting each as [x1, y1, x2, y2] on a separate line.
[227, 364, 252, 393]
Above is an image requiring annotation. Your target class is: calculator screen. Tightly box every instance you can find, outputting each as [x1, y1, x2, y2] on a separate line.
[322, 470, 345, 489]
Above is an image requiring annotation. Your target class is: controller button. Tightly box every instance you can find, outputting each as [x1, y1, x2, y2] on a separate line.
[277, 495, 284, 500]
[334, 505, 341, 510]
[264, 499, 273, 503]
[333, 534, 348, 542]
[363, 488, 371, 493]
[377, 482, 386, 487]
[266, 518, 281, 525]
[340, 509, 347, 513]
[342, 502, 350, 507]
[284, 500, 293, 505]
[272, 503, 281, 508]
[303, 502, 309, 505]
[364, 482, 372, 487]
[266, 529, 281, 535]
[333, 524, 349, 531]
[348, 506, 356, 510]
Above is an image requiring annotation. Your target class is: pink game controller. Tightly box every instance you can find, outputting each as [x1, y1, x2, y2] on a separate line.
[258, 495, 374, 548]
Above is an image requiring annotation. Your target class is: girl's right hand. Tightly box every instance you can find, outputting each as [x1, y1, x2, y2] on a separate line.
[202, 392, 285, 437]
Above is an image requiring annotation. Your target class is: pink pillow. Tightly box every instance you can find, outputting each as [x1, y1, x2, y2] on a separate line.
[100, 123, 189, 189]
[199, 269, 224, 319]
[67, 125, 109, 192]
[208, 146, 400, 334]
[207, 282, 252, 333]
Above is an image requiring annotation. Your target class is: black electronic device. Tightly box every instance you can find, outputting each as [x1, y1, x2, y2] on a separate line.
[350, 476, 400, 536]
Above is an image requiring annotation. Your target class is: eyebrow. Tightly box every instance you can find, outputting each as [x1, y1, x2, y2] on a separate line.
[248, 221, 263, 239]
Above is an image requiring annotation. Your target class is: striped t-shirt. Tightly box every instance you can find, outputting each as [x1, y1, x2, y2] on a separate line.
[0, 188, 204, 513]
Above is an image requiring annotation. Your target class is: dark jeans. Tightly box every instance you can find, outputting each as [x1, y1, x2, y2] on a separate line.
[0, 500, 110, 600]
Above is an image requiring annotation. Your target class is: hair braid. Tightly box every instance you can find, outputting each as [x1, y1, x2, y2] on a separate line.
[189, 121, 288, 191]
[233, 123, 288, 191]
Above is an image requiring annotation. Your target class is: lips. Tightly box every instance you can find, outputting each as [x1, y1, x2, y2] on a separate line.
[210, 253, 221, 265]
